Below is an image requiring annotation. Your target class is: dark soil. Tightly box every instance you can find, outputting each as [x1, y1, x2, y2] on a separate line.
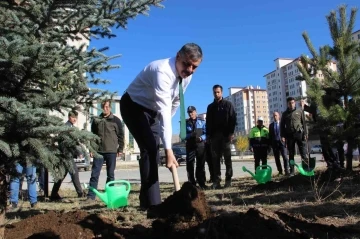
[5, 180, 360, 238]
[151, 182, 211, 221]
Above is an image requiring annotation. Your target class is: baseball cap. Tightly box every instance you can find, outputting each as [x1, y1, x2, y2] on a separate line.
[187, 106, 196, 112]
[257, 116, 264, 121]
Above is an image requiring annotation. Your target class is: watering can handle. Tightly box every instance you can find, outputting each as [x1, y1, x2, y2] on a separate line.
[106, 180, 131, 193]
[255, 165, 272, 171]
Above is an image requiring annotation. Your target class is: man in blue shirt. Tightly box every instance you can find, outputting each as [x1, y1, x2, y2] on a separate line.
[185, 106, 207, 189]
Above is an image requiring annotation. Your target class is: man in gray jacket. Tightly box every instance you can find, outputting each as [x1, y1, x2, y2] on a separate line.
[86, 99, 124, 202]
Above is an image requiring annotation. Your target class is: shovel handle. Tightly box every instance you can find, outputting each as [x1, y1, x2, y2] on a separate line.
[171, 164, 180, 191]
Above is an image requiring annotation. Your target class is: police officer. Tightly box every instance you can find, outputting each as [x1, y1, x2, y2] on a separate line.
[185, 106, 207, 189]
[249, 117, 270, 170]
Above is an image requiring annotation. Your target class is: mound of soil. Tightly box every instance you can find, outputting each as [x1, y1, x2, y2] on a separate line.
[152, 207, 360, 239]
[152, 182, 211, 221]
[5, 210, 124, 239]
[5, 207, 360, 239]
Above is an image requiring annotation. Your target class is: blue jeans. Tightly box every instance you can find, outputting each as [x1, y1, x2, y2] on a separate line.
[10, 163, 37, 204]
[87, 153, 116, 199]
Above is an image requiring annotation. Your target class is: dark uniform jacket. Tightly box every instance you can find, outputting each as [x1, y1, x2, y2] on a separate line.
[280, 108, 307, 138]
[185, 118, 206, 148]
[206, 98, 236, 138]
[91, 113, 124, 153]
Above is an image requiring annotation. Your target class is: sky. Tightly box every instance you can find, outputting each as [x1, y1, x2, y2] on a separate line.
[89, 0, 360, 134]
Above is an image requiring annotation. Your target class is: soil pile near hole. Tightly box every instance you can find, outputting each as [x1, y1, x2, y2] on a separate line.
[152, 207, 360, 239]
[5, 210, 124, 239]
[5, 207, 360, 239]
[153, 181, 211, 221]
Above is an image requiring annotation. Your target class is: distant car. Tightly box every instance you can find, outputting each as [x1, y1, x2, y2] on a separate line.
[74, 156, 91, 171]
[160, 147, 187, 166]
[230, 144, 238, 156]
[310, 145, 322, 154]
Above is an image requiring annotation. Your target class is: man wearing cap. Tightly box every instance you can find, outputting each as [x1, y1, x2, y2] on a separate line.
[185, 106, 207, 189]
[206, 84, 237, 189]
[249, 117, 270, 170]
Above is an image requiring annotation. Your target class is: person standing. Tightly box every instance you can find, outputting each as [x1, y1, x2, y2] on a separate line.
[269, 112, 289, 175]
[280, 97, 308, 175]
[86, 99, 124, 202]
[206, 85, 236, 189]
[120, 43, 203, 210]
[185, 106, 207, 189]
[8, 162, 38, 210]
[249, 117, 270, 170]
[51, 111, 84, 201]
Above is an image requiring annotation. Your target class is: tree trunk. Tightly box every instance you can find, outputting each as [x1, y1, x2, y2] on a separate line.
[0, 170, 8, 239]
[346, 138, 354, 171]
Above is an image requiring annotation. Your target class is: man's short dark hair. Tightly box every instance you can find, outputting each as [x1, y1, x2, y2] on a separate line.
[287, 97, 295, 102]
[178, 43, 203, 61]
[213, 84, 223, 92]
[68, 110, 78, 118]
[101, 99, 112, 108]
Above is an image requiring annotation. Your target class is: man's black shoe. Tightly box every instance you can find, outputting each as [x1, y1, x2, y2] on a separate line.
[210, 182, 221, 190]
[50, 194, 63, 201]
[224, 180, 232, 188]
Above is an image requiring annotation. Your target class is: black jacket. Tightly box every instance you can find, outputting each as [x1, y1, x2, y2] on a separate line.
[91, 113, 124, 153]
[206, 98, 236, 138]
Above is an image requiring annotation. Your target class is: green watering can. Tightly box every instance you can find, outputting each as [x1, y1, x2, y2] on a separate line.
[242, 165, 272, 184]
[88, 180, 131, 209]
[290, 159, 315, 177]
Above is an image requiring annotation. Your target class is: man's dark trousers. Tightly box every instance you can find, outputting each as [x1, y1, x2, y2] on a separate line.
[186, 142, 206, 186]
[51, 160, 83, 198]
[272, 140, 289, 173]
[120, 92, 161, 208]
[286, 132, 307, 173]
[253, 147, 268, 170]
[211, 133, 232, 183]
[205, 142, 214, 182]
[87, 153, 116, 199]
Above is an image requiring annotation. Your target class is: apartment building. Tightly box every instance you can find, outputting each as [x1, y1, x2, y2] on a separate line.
[224, 86, 270, 136]
[352, 30, 360, 62]
[352, 29, 360, 42]
[264, 57, 337, 121]
[48, 1, 140, 157]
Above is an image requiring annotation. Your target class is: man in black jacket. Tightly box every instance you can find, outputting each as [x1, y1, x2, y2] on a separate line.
[86, 99, 124, 202]
[280, 97, 308, 175]
[206, 85, 236, 189]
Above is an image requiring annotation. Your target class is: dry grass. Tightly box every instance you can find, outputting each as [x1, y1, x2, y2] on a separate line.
[5, 166, 360, 231]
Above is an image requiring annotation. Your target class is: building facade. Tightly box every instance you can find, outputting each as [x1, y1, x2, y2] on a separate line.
[224, 86, 270, 136]
[264, 57, 337, 121]
[352, 30, 360, 62]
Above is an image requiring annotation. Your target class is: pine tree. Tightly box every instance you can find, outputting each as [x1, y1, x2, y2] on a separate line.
[0, 0, 163, 235]
[296, 5, 360, 171]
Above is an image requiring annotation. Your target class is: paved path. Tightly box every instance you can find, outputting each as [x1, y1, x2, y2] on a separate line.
[52, 154, 325, 190]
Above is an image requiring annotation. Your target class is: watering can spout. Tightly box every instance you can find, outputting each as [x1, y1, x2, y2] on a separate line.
[242, 166, 256, 178]
[88, 186, 108, 205]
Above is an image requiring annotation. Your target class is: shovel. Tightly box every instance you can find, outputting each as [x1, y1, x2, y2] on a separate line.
[171, 164, 180, 191]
